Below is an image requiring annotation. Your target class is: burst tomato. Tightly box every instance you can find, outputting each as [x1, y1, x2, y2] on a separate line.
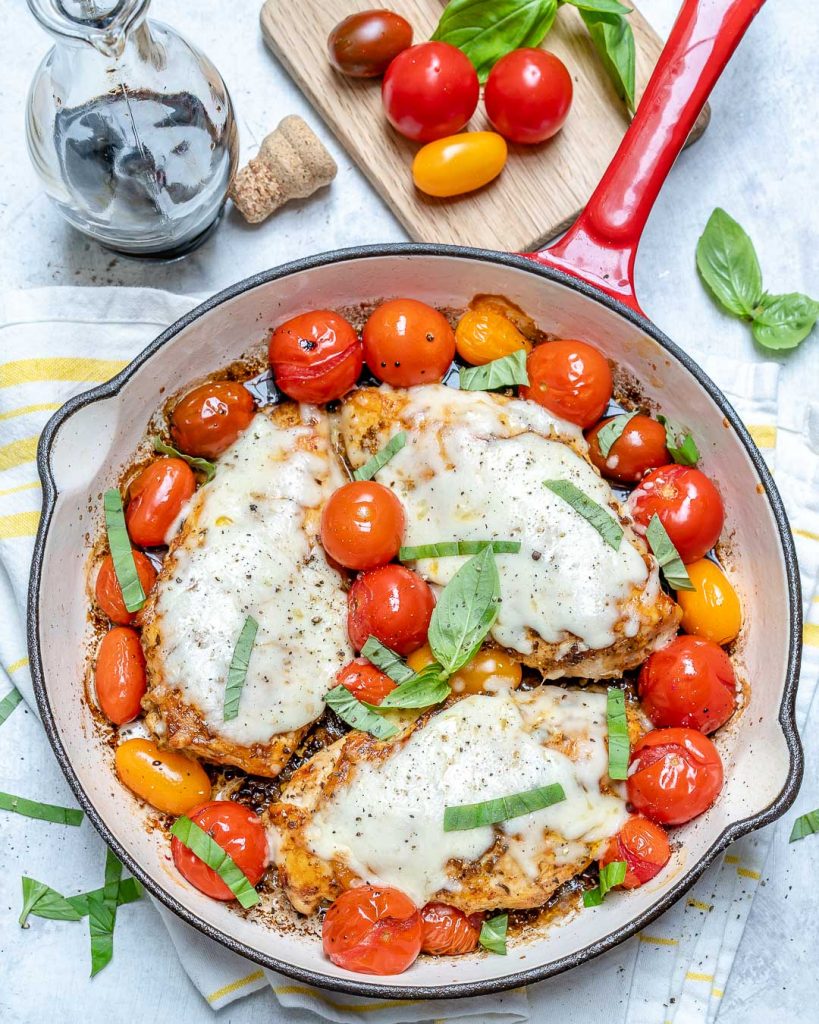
[321, 480, 405, 571]
[454, 308, 531, 366]
[628, 465, 725, 564]
[420, 902, 483, 955]
[94, 626, 146, 725]
[599, 816, 672, 889]
[348, 564, 435, 655]
[484, 48, 573, 144]
[323, 885, 422, 974]
[170, 381, 256, 459]
[125, 457, 196, 547]
[362, 298, 455, 387]
[337, 658, 397, 705]
[94, 551, 157, 625]
[268, 310, 363, 404]
[586, 415, 670, 483]
[521, 339, 612, 428]
[627, 728, 724, 826]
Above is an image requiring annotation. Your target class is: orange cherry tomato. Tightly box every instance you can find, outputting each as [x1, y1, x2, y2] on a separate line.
[454, 308, 531, 366]
[407, 642, 521, 695]
[323, 885, 422, 975]
[420, 902, 483, 955]
[521, 340, 612, 428]
[115, 738, 211, 815]
[677, 559, 742, 645]
[94, 551, 157, 625]
[362, 299, 455, 387]
[412, 132, 507, 198]
[320, 480, 405, 571]
[348, 564, 435, 655]
[171, 800, 268, 901]
[94, 626, 146, 725]
[627, 727, 724, 826]
[125, 458, 196, 548]
[268, 310, 363, 404]
[638, 635, 736, 734]
[586, 415, 670, 484]
[170, 381, 256, 459]
[337, 658, 397, 705]
[599, 816, 671, 889]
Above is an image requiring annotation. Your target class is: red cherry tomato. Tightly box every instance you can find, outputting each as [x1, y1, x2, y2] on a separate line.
[420, 902, 483, 955]
[94, 551, 157, 625]
[328, 10, 413, 78]
[599, 816, 672, 889]
[170, 381, 256, 459]
[337, 658, 397, 705]
[382, 42, 479, 142]
[94, 626, 146, 725]
[348, 564, 435, 655]
[484, 48, 573, 144]
[521, 340, 612, 428]
[171, 801, 268, 901]
[627, 728, 724, 826]
[321, 481, 405, 571]
[362, 298, 455, 387]
[322, 885, 422, 975]
[586, 415, 671, 484]
[268, 310, 363, 404]
[638, 636, 737, 734]
[628, 465, 725, 564]
[125, 458, 196, 548]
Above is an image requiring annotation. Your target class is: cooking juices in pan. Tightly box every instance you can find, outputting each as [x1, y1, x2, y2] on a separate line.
[87, 295, 742, 975]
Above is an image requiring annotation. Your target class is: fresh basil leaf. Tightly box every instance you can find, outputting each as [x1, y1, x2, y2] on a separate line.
[88, 850, 122, 977]
[103, 488, 145, 613]
[399, 539, 521, 561]
[696, 208, 764, 318]
[431, 0, 558, 82]
[595, 412, 637, 458]
[428, 546, 501, 675]
[444, 783, 566, 832]
[223, 615, 258, 721]
[19, 877, 83, 927]
[0, 791, 83, 826]
[563, 0, 632, 14]
[579, 9, 636, 112]
[352, 432, 407, 481]
[789, 809, 819, 843]
[154, 439, 216, 482]
[0, 686, 22, 727]
[658, 415, 700, 467]
[543, 479, 623, 550]
[374, 663, 451, 710]
[325, 685, 400, 739]
[606, 687, 629, 781]
[67, 877, 143, 916]
[645, 514, 695, 591]
[751, 292, 819, 351]
[583, 859, 627, 906]
[170, 817, 261, 909]
[459, 350, 529, 391]
[360, 636, 414, 684]
[479, 913, 508, 954]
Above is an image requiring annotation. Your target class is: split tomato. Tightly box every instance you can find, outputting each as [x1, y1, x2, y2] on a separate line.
[323, 885, 422, 974]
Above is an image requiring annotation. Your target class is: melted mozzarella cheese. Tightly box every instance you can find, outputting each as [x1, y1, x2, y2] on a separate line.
[153, 410, 352, 745]
[371, 386, 648, 654]
[302, 689, 628, 905]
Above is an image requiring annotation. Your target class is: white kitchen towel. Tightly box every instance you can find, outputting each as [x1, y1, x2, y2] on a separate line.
[0, 287, 814, 1024]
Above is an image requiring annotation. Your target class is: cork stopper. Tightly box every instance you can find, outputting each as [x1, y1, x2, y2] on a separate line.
[230, 116, 337, 224]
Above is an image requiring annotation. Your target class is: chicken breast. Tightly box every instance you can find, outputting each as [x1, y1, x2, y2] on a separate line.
[141, 404, 353, 777]
[269, 687, 631, 915]
[339, 386, 680, 678]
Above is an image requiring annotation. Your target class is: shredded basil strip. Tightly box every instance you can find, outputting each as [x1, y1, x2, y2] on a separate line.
[324, 685, 399, 740]
[103, 488, 145, 613]
[352, 432, 407, 481]
[154, 439, 216, 482]
[400, 539, 521, 561]
[428, 546, 501, 675]
[645, 514, 695, 591]
[658, 416, 700, 467]
[0, 686, 22, 727]
[606, 687, 630, 781]
[459, 350, 529, 391]
[361, 636, 414, 684]
[0, 791, 83, 826]
[371, 663, 451, 710]
[583, 859, 627, 907]
[479, 913, 508, 955]
[596, 412, 637, 458]
[170, 817, 261, 909]
[223, 616, 259, 721]
[67, 877, 143, 917]
[19, 877, 83, 927]
[543, 479, 623, 550]
[89, 849, 123, 976]
[789, 809, 819, 843]
[444, 783, 566, 832]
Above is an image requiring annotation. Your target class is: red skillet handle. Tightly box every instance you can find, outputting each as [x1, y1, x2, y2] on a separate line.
[527, 0, 765, 313]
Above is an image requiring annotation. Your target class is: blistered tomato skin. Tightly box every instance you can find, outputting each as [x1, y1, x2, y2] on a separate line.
[628, 465, 725, 564]
[485, 48, 573, 144]
[115, 738, 211, 815]
[170, 381, 256, 459]
[586, 415, 671, 483]
[677, 559, 742, 645]
[323, 885, 422, 974]
[321, 480, 405, 570]
[348, 564, 435, 655]
[420, 902, 484, 955]
[362, 298, 456, 387]
[455, 308, 531, 366]
[627, 728, 724, 826]
[94, 627, 146, 725]
[412, 132, 507, 198]
[407, 642, 522, 694]
[521, 339, 613, 428]
[94, 551, 157, 625]
[269, 310, 363, 404]
[337, 658, 397, 705]
[600, 816, 672, 889]
[171, 801, 268, 901]
[328, 10, 413, 78]
[638, 635, 736, 733]
[125, 458, 196, 548]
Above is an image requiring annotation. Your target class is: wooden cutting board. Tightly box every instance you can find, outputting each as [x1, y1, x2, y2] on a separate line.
[261, 1, 672, 251]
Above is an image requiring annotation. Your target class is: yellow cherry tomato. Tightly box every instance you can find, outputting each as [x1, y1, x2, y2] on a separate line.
[677, 558, 742, 645]
[407, 642, 522, 694]
[412, 131, 508, 198]
[455, 308, 532, 366]
[115, 738, 211, 815]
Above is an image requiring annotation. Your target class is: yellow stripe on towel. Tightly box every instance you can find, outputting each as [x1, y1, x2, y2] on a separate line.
[0, 402, 62, 422]
[795, 528, 819, 542]
[804, 623, 819, 648]
[0, 436, 38, 472]
[747, 424, 777, 448]
[686, 971, 714, 983]
[0, 481, 40, 499]
[639, 934, 678, 946]
[0, 357, 126, 388]
[206, 970, 265, 1003]
[273, 986, 415, 1012]
[0, 511, 40, 539]
[6, 657, 29, 674]
[737, 866, 761, 880]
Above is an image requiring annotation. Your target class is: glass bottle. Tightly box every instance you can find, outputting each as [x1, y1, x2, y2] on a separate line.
[25, 0, 239, 258]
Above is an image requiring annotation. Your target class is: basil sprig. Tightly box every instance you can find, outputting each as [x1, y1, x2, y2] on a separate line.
[479, 912, 508, 955]
[658, 416, 699, 467]
[595, 412, 637, 458]
[373, 663, 451, 710]
[428, 546, 501, 675]
[154, 439, 216, 482]
[223, 615, 258, 721]
[544, 479, 623, 550]
[170, 817, 261, 908]
[353, 432, 407, 481]
[459, 350, 529, 391]
[645, 515, 695, 591]
[583, 859, 627, 906]
[606, 687, 629, 780]
[103, 488, 146, 612]
[696, 209, 818, 351]
[360, 636, 414, 684]
[0, 686, 22, 727]
[0, 791, 83, 826]
[400, 539, 521, 561]
[444, 783, 566, 832]
[789, 809, 819, 843]
[325, 685, 400, 740]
